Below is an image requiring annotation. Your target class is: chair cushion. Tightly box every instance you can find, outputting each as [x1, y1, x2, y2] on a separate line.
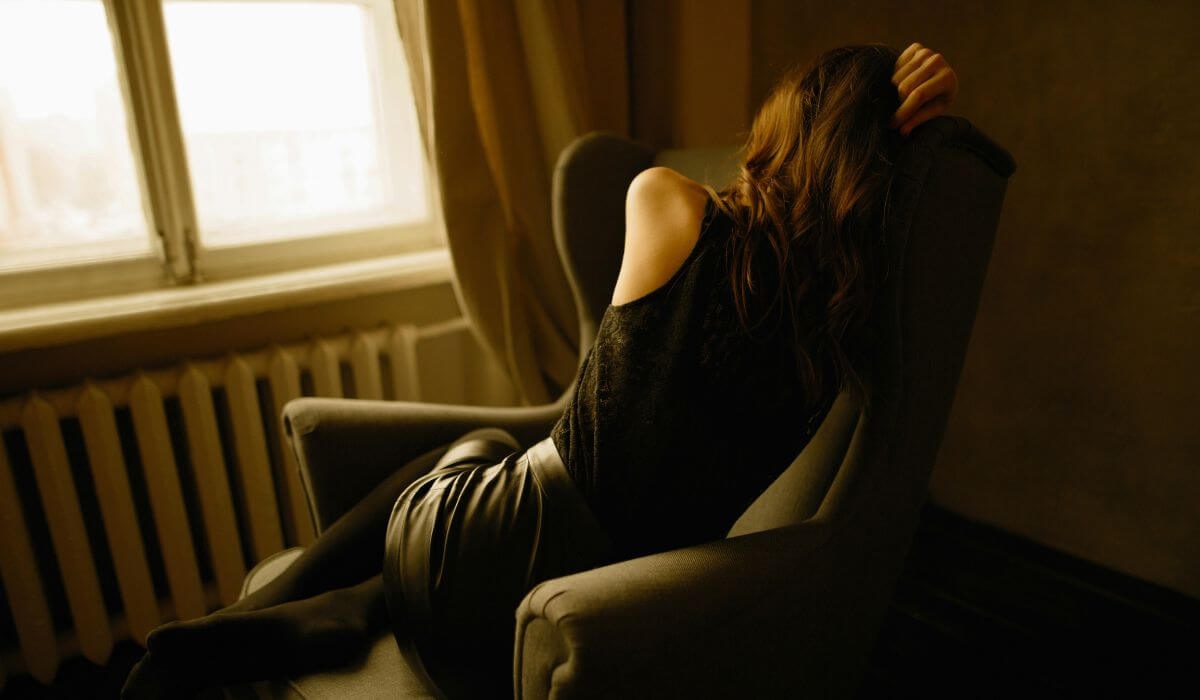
[239, 548, 306, 598]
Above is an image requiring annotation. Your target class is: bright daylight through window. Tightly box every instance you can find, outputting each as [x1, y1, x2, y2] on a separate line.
[0, 1, 150, 268]
[0, 0, 434, 310]
[163, 1, 427, 246]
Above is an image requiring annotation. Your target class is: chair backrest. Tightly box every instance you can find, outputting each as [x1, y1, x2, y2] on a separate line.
[727, 116, 1013, 694]
[728, 116, 1014, 534]
[551, 119, 1013, 695]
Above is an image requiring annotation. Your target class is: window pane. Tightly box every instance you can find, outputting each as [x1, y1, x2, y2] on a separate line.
[163, 1, 429, 248]
[0, 0, 151, 269]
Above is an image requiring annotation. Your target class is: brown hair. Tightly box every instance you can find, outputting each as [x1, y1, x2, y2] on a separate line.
[707, 44, 902, 407]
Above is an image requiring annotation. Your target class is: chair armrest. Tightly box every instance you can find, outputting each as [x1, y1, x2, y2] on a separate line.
[284, 395, 567, 532]
[514, 521, 881, 699]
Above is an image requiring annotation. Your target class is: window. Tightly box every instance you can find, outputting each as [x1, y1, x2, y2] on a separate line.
[0, 0, 436, 310]
[0, 1, 151, 269]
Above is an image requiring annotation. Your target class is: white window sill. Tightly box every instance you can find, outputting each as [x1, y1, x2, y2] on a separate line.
[0, 249, 454, 353]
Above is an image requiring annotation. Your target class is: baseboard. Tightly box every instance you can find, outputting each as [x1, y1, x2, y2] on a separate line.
[863, 505, 1198, 698]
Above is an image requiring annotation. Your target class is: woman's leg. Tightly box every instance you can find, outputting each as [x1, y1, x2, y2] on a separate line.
[122, 428, 520, 696]
[228, 428, 520, 613]
[124, 575, 387, 698]
[222, 445, 440, 613]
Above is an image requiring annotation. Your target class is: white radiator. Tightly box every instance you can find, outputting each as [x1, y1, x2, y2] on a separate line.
[0, 318, 509, 686]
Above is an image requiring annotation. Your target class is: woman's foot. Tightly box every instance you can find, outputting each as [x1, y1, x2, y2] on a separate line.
[128, 577, 386, 693]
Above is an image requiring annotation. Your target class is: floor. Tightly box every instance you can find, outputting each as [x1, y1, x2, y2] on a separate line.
[2, 642, 142, 699]
[860, 506, 1197, 699]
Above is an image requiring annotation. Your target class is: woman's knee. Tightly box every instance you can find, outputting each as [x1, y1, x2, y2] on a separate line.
[434, 428, 520, 470]
[452, 427, 519, 450]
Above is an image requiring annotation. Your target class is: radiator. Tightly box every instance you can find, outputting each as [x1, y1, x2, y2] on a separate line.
[0, 318, 509, 686]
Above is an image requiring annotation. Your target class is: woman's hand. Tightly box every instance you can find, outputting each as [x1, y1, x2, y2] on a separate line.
[890, 42, 958, 137]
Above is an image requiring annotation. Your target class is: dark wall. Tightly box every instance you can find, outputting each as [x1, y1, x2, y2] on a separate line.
[751, 0, 1200, 597]
[630, 0, 751, 148]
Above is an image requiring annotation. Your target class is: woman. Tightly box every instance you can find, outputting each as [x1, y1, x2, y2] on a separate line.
[124, 42, 957, 697]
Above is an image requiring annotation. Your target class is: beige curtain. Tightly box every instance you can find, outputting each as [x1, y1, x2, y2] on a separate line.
[394, 0, 627, 405]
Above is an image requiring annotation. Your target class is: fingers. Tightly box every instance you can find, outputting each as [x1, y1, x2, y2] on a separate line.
[892, 43, 933, 86]
[897, 51, 948, 100]
[895, 42, 923, 70]
[898, 100, 948, 137]
[891, 68, 956, 129]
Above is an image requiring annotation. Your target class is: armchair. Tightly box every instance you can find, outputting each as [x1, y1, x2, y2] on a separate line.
[231, 117, 1014, 698]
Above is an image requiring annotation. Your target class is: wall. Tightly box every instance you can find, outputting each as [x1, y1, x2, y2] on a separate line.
[638, 0, 1200, 597]
[630, 0, 751, 148]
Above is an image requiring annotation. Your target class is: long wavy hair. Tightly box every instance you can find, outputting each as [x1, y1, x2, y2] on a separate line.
[707, 44, 902, 408]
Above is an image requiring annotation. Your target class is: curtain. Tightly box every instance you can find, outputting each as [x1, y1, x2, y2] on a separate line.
[394, 0, 627, 405]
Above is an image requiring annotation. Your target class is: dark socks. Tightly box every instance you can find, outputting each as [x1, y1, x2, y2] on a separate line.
[122, 576, 386, 696]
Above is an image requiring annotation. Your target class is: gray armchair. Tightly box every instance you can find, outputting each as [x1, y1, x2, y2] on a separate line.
[232, 117, 1014, 698]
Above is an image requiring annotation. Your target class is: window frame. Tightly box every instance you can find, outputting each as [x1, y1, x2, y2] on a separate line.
[0, 0, 441, 311]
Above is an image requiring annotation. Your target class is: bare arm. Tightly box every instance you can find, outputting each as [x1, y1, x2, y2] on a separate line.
[611, 166, 710, 306]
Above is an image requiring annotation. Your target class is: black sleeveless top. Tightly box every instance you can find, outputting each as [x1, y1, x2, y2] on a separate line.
[550, 199, 833, 559]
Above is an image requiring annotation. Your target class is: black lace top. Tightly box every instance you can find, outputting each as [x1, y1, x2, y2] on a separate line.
[550, 199, 833, 558]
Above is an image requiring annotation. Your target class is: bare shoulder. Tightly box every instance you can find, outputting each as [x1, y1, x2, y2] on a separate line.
[625, 166, 708, 216]
[612, 167, 711, 306]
